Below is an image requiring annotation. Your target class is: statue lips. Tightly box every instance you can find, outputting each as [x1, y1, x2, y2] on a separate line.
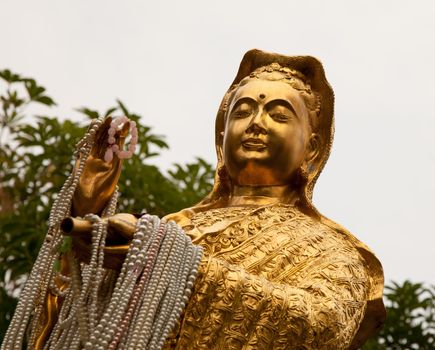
[241, 137, 267, 151]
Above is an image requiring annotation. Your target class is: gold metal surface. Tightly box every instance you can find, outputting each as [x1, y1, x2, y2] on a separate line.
[61, 213, 136, 270]
[163, 205, 384, 349]
[60, 213, 136, 240]
[223, 78, 317, 188]
[60, 217, 93, 236]
[35, 253, 70, 349]
[36, 49, 385, 349]
[72, 117, 129, 217]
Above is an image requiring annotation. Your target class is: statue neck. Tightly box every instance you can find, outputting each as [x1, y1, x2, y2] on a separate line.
[228, 184, 298, 207]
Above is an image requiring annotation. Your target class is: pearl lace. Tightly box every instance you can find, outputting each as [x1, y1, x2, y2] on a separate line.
[2, 118, 202, 350]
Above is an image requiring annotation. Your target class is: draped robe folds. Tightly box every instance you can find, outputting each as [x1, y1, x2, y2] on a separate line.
[163, 204, 384, 350]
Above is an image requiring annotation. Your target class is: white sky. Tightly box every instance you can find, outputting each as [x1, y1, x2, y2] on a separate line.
[1, 0, 434, 285]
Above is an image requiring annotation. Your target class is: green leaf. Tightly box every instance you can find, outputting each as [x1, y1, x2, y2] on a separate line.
[59, 237, 72, 254]
[116, 99, 130, 117]
[77, 107, 100, 120]
[53, 259, 61, 272]
[34, 95, 56, 106]
[0, 69, 22, 83]
[24, 79, 45, 98]
[104, 107, 117, 117]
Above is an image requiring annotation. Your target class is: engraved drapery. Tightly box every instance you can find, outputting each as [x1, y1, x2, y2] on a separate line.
[163, 205, 375, 349]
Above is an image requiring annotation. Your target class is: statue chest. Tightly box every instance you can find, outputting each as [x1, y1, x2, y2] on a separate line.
[183, 205, 341, 284]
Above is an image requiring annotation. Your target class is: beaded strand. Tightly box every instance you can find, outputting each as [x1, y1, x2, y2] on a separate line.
[1, 118, 203, 350]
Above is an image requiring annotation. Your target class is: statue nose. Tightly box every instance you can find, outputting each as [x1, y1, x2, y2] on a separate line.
[246, 110, 267, 135]
[246, 123, 267, 135]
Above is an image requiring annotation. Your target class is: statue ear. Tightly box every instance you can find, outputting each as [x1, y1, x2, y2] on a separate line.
[305, 133, 321, 170]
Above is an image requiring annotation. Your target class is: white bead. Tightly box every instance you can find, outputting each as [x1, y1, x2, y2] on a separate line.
[132, 239, 142, 246]
[134, 232, 144, 240]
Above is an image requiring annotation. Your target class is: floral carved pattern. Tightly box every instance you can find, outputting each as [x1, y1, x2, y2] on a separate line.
[163, 205, 370, 349]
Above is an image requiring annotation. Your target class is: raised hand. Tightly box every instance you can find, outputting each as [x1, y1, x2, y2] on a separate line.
[72, 117, 130, 217]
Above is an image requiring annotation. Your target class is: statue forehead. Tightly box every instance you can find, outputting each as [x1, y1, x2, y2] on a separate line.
[231, 78, 305, 105]
[227, 78, 308, 121]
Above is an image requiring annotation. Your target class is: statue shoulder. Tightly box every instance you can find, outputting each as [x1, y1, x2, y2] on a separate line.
[319, 214, 386, 349]
[319, 215, 384, 291]
[164, 208, 195, 227]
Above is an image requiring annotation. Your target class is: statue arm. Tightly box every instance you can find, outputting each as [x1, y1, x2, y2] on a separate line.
[173, 253, 368, 350]
[34, 118, 130, 349]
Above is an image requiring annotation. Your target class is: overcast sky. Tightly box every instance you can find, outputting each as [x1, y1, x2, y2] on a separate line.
[1, 0, 434, 285]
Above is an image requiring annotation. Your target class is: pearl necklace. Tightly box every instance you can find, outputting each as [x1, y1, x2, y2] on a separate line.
[1, 118, 203, 350]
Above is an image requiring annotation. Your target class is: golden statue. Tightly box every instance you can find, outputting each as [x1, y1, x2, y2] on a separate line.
[3, 49, 385, 350]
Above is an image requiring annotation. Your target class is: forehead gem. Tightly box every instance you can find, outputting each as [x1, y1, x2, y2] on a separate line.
[259, 93, 266, 99]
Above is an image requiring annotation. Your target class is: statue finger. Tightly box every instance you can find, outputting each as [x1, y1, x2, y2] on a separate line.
[113, 120, 130, 151]
[103, 118, 132, 164]
[91, 117, 112, 159]
[107, 213, 137, 241]
[119, 120, 131, 138]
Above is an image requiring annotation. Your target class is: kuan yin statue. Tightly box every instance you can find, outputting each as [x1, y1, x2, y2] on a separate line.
[2, 49, 386, 350]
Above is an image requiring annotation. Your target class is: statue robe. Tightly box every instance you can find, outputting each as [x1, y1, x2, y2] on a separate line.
[163, 204, 384, 349]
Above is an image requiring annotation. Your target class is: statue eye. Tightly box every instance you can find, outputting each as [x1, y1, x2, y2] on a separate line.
[233, 109, 252, 119]
[266, 101, 296, 122]
[270, 113, 291, 122]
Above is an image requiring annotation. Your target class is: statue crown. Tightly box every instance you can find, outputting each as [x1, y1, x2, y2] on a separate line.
[224, 63, 322, 124]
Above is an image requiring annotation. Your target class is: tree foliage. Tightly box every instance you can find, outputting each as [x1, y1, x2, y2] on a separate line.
[0, 70, 214, 341]
[363, 281, 435, 349]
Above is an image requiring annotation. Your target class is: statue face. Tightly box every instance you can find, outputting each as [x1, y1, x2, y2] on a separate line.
[222, 78, 314, 186]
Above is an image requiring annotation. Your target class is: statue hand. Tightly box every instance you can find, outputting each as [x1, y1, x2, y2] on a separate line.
[72, 117, 130, 217]
[63, 213, 138, 270]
